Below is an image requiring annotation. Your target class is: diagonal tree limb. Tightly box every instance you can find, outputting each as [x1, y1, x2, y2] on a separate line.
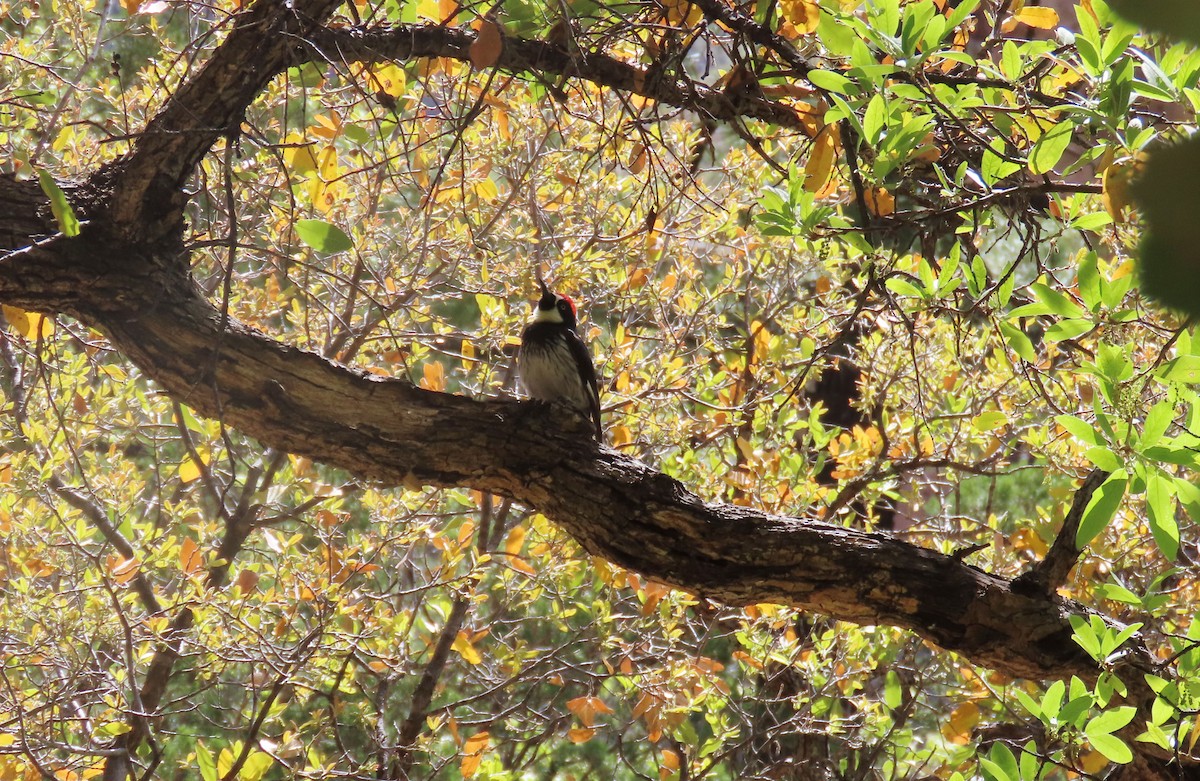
[0, 215, 1146, 686]
[303, 24, 810, 130]
[104, 0, 344, 242]
[1013, 467, 1112, 596]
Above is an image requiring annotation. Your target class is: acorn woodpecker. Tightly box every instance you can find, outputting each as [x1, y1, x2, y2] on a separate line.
[518, 277, 603, 439]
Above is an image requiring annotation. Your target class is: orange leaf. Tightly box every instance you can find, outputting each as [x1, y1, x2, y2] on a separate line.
[235, 568, 260, 594]
[567, 695, 613, 726]
[470, 19, 503, 68]
[107, 555, 140, 585]
[421, 361, 445, 391]
[179, 537, 204, 577]
[864, 186, 895, 216]
[503, 524, 526, 556]
[1014, 5, 1058, 28]
[779, 0, 820, 36]
[567, 727, 595, 744]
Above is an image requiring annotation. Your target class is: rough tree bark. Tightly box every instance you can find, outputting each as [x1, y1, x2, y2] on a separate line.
[0, 0, 1193, 777]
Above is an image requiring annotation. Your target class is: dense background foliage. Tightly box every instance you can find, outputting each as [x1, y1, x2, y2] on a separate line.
[3, 0, 1200, 779]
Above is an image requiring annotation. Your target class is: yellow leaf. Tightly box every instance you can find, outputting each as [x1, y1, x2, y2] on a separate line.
[941, 701, 979, 744]
[3, 305, 54, 340]
[370, 63, 407, 98]
[1103, 162, 1134, 223]
[2, 305, 29, 337]
[1187, 711, 1200, 751]
[1014, 5, 1058, 28]
[283, 135, 318, 176]
[452, 631, 482, 665]
[439, 0, 458, 23]
[803, 126, 838, 194]
[179, 452, 206, 483]
[473, 176, 499, 202]
[179, 537, 204, 577]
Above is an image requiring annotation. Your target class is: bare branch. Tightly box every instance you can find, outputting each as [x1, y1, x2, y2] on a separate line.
[1013, 468, 1112, 596]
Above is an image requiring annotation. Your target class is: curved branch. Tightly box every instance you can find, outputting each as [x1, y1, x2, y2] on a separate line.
[304, 24, 809, 130]
[0, 211, 1143, 684]
[105, 0, 343, 241]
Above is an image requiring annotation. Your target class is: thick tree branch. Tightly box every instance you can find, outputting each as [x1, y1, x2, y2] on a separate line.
[0, 209, 1149, 685]
[304, 24, 809, 130]
[105, 0, 343, 242]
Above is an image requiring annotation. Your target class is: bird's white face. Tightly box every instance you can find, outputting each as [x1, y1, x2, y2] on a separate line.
[533, 300, 564, 323]
[533, 294, 576, 325]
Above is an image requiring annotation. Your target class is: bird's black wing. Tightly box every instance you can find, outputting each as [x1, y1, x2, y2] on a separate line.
[564, 329, 603, 440]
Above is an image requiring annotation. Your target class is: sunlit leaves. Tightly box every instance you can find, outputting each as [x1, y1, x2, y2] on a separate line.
[2, 305, 54, 341]
[1028, 122, 1075, 175]
[1076, 470, 1128, 549]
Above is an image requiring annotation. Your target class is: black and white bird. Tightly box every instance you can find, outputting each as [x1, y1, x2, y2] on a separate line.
[517, 276, 603, 440]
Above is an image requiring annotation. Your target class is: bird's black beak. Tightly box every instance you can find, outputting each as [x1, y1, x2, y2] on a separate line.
[536, 273, 551, 297]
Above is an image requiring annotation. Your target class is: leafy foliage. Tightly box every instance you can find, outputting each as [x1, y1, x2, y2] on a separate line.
[3, 0, 1200, 779]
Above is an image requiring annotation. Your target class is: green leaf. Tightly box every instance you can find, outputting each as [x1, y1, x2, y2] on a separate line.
[884, 669, 903, 709]
[1029, 122, 1075, 175]
[1086, 705, 1138, 735]
[1000, 322, 1037, 363]
[807, 69, 855, 93]
[1160, 355, 1200, 384]
[37, 170, 81, 238]
[197, 744, 217, 781]
[1086, 730, 1133, 764]
[980, 743, 1019, 781]
[295, 219, 354, 254]
[945, 0, 981, 30]
[1076, 470, 1128, 549]
[886, 277, 926, 298]
[1056, 414, 1101, 446]
[1096, 342, 1133, 382]
[1013, 688, 1042, 720]
[1077, 252, 1102, 311]
[1044, 319, 1094, 343]
[1042, 680, 1065, 720]
[1058, 694, 1095, 726]
[1146, 470, 1180, 559]
[1085, 446, 1122, 472]
[863, 94, 888, 144]
[1140, 400, 1175, 449]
